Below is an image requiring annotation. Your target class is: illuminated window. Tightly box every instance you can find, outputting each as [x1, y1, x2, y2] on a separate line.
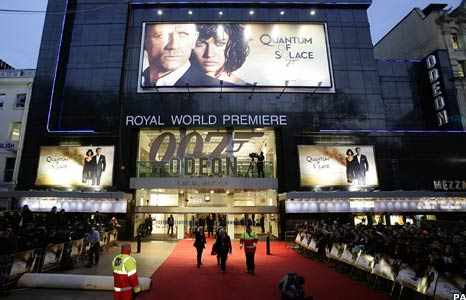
[451, 33, 460, 49]
[458, 61, 465, 78]
[9, 122, 21, 141]
[0, 93, 5, 109]
[15, 93, 26, 108]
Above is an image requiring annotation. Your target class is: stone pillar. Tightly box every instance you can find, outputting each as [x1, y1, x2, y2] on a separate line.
[176, 214, 184, 239]
[227, 214, 235, 239]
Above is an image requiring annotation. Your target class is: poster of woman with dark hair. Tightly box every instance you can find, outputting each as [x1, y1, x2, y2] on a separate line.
[193, 24, 250, 85]
[82, 149, 95, 185]
[345, 148, 356, 184]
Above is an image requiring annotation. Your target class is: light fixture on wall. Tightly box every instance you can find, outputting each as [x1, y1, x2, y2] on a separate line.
[310, 10, 316, 15]
[188, 10, 193, 15]
[280, 11, 285, 15]
[157, 9, 163, 16]
[249, 10, 254, 15]
[219, 11, 223, 16]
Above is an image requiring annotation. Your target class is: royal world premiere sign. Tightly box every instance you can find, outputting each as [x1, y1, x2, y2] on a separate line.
[125, 114, 288, 127]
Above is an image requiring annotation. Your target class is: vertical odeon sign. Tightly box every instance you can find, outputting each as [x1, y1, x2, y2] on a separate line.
[426, 53, 448, 127]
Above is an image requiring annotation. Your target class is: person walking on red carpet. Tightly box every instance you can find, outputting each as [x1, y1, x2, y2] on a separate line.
[240, 225, 258, 275]
[213, 227, 232, 272]
[193, 226, 206, 268]
[112, 244, 141, 300]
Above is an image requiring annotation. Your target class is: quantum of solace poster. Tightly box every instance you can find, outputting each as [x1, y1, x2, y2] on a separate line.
[139, 23, 332, 89]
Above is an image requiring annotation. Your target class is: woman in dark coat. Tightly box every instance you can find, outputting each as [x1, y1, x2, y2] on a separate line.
[213, 227, 232, 272]
[193, 226, 206, 268]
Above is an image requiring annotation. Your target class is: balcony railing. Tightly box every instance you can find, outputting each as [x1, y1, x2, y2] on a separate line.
[136, 159, 275, 178]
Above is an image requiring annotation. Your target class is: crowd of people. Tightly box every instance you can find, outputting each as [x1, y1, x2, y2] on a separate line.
[296, 219, 466, 279]
[0, 206, 121, 253]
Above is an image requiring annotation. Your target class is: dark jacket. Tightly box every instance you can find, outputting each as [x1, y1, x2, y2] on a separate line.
[92, 155, 106, 174]
[142, 65, 224, 87]
[194, 231, 206, 249]
[214, 234, 232, 255]
[354, 154, 369, 176]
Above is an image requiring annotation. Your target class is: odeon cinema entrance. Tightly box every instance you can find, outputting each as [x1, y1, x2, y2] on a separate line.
[131, 128, 280, 239]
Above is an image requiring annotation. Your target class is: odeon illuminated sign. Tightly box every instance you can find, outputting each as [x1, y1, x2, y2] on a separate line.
[426, 53, 448, 126]
[139, 130, 274, 177]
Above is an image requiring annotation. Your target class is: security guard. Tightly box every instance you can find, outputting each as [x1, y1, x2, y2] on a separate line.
[240, 225, 258, 275]
[112, 244, 141, 300]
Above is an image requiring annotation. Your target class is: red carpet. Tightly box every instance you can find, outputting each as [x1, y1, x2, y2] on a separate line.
[138, 239, 389, 300]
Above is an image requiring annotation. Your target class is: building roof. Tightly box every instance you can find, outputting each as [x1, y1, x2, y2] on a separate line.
[0, 59, 14, 70]
[422, 3, 448, 16]
[131, 0, 372, 6]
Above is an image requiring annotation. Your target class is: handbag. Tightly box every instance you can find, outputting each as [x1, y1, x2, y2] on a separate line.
[211, 242, 218, 255]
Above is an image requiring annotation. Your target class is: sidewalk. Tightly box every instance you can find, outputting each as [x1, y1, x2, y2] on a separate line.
[4, 240, 178, 300]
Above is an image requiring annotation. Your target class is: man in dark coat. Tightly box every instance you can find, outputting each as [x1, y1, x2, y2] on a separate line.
[167, 215, 175, 236]
[214, 228, 232, 272]
[206, 214, 214, 238]
[193, 226, 206, 268]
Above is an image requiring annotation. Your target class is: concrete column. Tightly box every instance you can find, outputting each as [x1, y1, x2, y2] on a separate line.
[227, 214, 235, 239]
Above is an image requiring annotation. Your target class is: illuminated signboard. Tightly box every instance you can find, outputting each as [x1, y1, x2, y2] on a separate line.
[35, 146, 115, 188]
[285, 197, 466, 213]
[298, 145, 378, 188]
[138, 129, 276, 177]
[19, 197, 126, 213]
[138, 23, 333, 92]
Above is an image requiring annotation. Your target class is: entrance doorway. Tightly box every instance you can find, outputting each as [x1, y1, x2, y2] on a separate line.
[184, 213, 228, 238]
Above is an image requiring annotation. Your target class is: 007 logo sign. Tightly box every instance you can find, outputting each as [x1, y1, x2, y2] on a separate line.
[149, 131, 264, 162]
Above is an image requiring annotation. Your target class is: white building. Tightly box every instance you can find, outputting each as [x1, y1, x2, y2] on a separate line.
[0, 68, 34, 195]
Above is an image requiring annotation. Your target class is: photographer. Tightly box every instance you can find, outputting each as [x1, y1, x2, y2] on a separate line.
[257, 151, 265, 178]
[279, 273, 312, 300]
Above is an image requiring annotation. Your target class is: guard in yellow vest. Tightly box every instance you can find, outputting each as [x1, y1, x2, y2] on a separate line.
[240, 225, 258, 275]
[112, 244, 141, 300]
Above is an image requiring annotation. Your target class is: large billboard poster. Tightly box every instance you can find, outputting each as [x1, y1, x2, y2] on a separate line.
[138, 23, 333, 92]
[36, 146, 114, 188]
[298, 145, 378, 188]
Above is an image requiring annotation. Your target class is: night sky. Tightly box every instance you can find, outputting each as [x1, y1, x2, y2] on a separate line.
[0, 0, 463, 69]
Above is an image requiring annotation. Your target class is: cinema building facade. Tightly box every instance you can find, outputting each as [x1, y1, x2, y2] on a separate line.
[13, 0, 466, 240]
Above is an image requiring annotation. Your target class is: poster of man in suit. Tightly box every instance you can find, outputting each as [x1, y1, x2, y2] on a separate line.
[91, 147, 106, 186]
[138, 22, 333, 92]
[35, 146, 114, 188]
[353, 147, 369, 185]
[298, 145, 378, 189]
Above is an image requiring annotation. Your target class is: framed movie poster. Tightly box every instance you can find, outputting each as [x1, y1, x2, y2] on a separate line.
[36, 146, 115, 188]
[298, 145, 378, 188]
[138, 22, 333, 92]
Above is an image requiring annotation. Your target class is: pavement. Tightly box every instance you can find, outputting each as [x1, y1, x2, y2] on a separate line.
[4, 240, 178, 300]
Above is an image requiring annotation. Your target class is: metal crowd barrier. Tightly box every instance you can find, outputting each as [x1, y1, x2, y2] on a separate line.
[294, 232, 466, 300]
[5, 233, 113, 286]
